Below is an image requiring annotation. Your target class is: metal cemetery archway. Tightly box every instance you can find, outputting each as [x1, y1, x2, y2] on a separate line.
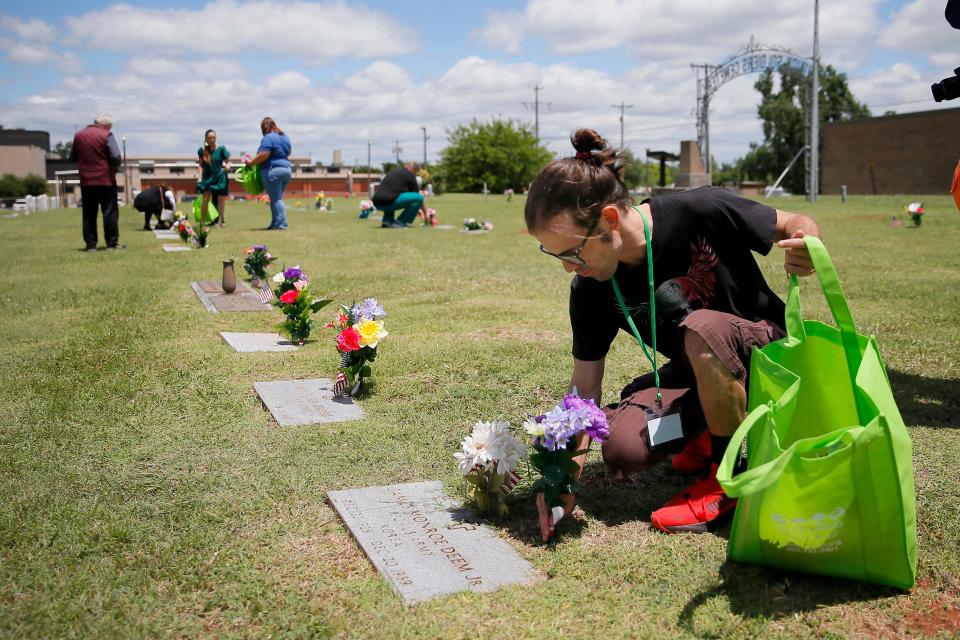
[692, 36, 815, 194]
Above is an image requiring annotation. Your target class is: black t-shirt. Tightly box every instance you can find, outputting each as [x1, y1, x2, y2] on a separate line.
[372, 167, 419, 206]
[570, 186, 784, 362]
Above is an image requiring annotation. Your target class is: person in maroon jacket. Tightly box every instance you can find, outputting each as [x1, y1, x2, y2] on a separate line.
[70, 113, 124, 251]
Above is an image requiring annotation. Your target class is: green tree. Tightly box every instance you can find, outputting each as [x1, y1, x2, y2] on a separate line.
[53, 140, 72, 160]
[743, 64, 870, 194]
[438, 118, 553, 193]
[23, 174, 48, 196]
[0, 174, 22, 198]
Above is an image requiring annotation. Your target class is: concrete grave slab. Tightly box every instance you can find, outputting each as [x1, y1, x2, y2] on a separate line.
[191, 281, 269, 313]
[254, 379, 364, 426]
[328, 481, 539, 604]
[221, 332, 298, 352]
[154, 230, 179, 239]
[433, 224, 455, 230]
[162, 244, 192, 252]
[195, 280, 252, 294]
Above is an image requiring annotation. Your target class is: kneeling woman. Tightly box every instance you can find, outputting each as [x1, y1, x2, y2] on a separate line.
[524, 128, 817, 541]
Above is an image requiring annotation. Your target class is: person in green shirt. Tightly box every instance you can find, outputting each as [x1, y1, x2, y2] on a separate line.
[196, 129, 230, 227]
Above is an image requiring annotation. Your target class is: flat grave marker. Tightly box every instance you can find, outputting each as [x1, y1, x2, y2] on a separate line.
[254, 379, 364, 425]
[328, 481, 539, 604]
[221, 332, 298, 352]
[433, 224, 455, 230]
[163, 244, 192, 252]
[154, 229, 179, 239]
[191, 280, 270, 313]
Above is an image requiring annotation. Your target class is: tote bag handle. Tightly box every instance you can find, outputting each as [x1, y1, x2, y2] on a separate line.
[785, 236, 866, 422]
[717, 403, 860, 496]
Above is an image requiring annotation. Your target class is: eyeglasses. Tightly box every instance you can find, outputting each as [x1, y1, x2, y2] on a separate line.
[538, 219, 599, 265]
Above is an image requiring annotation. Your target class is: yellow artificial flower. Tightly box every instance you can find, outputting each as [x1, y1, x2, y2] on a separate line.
[356, 319, 388, 348]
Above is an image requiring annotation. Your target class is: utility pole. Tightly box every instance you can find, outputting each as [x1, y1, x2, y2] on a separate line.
[420, 126, 429, 166]
[392, 139, 402, 163]
[610, 102, 634, 150]
[809, 0, 820, 202]
[523, 85, 549, 142]
[367, 140, 372, 194]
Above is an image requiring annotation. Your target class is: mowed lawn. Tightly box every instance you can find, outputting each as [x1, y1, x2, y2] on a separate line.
[0, 192, 957, 639]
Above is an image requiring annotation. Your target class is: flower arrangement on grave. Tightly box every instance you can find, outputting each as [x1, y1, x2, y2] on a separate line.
[193, 226, 209, 248]
[455, 420, 526, 519]
[327, 298, 388, 397]
[270, 265, 331, 344]
[906, 202, 924, 227]
[524, 390, 609, 512]
[422, 208, 438, 227]
[358, 199, 375, 219]
[175, 219, 194, 242]
[243, 244, 274, 286]
[463, 217, 493, 231]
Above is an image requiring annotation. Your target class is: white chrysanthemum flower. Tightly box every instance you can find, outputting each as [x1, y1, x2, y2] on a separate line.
[272, 272, 284, 283]
[454, 421, 527, 476]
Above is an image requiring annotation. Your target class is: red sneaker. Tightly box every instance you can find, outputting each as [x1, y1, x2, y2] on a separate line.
[671, 429, 712, 474]
[651, 465, 736, 534]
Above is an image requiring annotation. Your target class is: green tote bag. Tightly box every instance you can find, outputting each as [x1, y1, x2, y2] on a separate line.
[192, 197, 219, 225]
[717, 236, 916, 589]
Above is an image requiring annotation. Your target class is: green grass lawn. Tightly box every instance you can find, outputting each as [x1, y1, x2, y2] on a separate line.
[0, 193, 958, 638]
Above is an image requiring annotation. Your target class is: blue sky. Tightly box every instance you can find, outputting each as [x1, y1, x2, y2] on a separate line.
[0, 0, 955, 166]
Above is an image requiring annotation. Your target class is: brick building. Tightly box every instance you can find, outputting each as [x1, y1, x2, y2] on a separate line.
[130, 156, 380, 199]
[821, 107, 960, 195]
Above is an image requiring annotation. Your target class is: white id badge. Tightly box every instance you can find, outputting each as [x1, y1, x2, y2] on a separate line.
[644, 406, 684, 448]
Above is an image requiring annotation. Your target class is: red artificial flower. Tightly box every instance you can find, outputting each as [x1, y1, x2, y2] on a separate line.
[279, 289, 299, 304]
[336, 326, 362, 352]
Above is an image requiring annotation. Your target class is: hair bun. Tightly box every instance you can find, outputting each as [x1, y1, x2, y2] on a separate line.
[571, 128, 607, 154]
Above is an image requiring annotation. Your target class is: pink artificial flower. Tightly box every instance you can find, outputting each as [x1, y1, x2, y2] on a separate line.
[279, 289, 299, 304]
[336, 326, 362, 352]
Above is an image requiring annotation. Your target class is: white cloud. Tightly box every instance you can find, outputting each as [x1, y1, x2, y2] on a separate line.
[0, 14, 57, 43]
[0, 14, 81, 72]
[344, 61, 411, 95]
[478, 0, 881, 70]
[0, 39, 81, 72]
[880, 0, 960, 68]
[65, 0, 419, 65]
[265, 71, 311, 94]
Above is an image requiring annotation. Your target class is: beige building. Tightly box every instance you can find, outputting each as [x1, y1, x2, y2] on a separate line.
[0, 128, 51, 178]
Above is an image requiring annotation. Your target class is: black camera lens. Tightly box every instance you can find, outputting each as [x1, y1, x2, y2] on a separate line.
[932, 68, 960, 102]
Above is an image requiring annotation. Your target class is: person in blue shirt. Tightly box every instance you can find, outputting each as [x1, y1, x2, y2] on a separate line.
[245, 117, 292, 230]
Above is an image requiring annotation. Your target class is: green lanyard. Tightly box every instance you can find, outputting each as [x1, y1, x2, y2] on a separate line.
[610, 206, 661, 408]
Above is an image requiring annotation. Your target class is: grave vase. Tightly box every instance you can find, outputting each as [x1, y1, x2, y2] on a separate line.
[222, 260, 237, 293]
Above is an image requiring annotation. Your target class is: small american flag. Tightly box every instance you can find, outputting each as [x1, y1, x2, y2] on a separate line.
[339, 351, 351, 368]
[501, 470, 521, 495]
[471, 463, 521, 495]
[257, 286, 274, 304]
[333, 371, 348, 397]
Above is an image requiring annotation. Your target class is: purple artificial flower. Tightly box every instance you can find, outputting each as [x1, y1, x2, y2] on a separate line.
[562, 393, 610, 442]
[253, 244, 267, 252]
[283, 266, 307, 281]
[351, 297, 386, 321]
[540, 406, 581, 451]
